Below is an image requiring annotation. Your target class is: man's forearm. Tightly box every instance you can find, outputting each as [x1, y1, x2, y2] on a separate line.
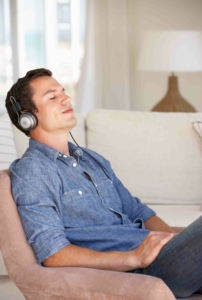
[43, 244, 135, 271]
[43, 231, 175, 271]
[144, 215, 175, 233]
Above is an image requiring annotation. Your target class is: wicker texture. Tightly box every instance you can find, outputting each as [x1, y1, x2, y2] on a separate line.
[151, 75, 196, 112]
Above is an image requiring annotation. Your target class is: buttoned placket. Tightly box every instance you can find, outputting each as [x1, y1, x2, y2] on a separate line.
[57, 153, 125, 224]
[58, 153, 78, 168]
[83, 164, 126, 224]
[83, 171, 105, 203]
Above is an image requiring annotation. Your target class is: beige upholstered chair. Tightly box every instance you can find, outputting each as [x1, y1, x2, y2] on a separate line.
[0, 170, 177, 300]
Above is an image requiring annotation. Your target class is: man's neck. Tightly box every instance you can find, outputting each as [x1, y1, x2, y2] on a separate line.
[30, 129, 70, 155]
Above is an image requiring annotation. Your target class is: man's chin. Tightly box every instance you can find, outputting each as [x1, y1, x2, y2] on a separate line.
[68, 115, 78, 129]
[72, 114, 78, 125]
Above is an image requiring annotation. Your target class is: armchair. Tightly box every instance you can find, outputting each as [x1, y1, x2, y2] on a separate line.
[0, 170, 176, 300]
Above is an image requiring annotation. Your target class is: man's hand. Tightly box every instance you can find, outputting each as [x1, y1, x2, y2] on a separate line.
[128, 231, 176, 269]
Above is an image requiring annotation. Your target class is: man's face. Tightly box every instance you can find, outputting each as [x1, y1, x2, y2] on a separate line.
[30, 76, 77, 134]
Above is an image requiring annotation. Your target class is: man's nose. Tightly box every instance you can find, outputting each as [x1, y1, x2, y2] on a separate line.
[61, 95, 71, 105]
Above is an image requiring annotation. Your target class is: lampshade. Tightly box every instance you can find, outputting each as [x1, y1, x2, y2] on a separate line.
[137, 31, 202, 72]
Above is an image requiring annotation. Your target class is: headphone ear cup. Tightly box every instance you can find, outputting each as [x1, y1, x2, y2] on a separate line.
[19, 112, 38, 131]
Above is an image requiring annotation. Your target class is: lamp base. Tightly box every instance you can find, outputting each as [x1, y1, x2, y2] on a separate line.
[151, 75, 197, 112]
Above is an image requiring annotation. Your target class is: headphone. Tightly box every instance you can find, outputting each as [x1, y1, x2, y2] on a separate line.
[10, 84, 38, 131]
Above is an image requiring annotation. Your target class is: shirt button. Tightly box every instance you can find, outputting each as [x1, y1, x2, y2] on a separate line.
[63, 155, 67, 158]
[58, 153, 62, 157]
[78, 190, 82, 195]
[73, 163, 77, 167]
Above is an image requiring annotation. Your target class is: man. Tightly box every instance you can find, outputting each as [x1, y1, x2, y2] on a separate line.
[5, 68, 202, 298]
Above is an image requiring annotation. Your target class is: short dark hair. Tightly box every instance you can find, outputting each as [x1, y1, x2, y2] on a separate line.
[5, 68, 52, 136]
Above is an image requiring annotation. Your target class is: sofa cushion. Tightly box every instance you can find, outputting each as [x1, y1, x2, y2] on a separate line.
[0, 114, 17, 170]
[86, 110, 202, 205]
[148, 205, 202, 227]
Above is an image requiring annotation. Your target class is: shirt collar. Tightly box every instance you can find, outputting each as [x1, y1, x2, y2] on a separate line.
[29, 138, 82, 162]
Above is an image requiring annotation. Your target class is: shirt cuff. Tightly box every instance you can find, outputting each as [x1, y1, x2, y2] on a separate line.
[32, 230, 71, 264]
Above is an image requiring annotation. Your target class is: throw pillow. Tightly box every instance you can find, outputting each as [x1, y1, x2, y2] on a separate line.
[0, 114, 17, 170]
[192, 121, 202, 211]
[192, 121, 202, 139]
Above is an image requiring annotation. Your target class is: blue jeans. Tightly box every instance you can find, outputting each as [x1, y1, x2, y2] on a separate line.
[133, 216, 202, 298]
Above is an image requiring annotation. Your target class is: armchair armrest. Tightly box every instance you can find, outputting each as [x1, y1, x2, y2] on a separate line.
[13, 264, 175, 300]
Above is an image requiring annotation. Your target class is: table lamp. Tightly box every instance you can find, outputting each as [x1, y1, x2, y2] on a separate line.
[137, 31, 202, 112]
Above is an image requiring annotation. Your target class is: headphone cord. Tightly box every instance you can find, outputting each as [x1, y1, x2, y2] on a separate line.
[69, 132, 110, 178]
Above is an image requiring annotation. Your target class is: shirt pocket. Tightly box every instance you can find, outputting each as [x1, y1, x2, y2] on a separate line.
[61, 187, 107, 227]
[97, 178, 122, 212]
[63, 188, 88, 202]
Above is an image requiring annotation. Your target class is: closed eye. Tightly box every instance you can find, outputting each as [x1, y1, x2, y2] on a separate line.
[49, 88, 65, 100]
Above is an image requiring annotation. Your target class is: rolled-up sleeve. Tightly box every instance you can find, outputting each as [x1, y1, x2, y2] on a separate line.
[10, 159, 70, 264]
[103, 159, 156, 223]
[115, 177, 156, 222]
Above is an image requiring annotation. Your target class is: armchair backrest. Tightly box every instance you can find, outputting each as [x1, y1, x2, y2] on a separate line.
[0, 170, 38, 281]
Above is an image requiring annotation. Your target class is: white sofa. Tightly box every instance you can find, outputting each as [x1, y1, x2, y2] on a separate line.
[0, 109, 202, 297]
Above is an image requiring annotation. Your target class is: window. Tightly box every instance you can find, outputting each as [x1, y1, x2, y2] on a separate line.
[0, 0, 12, 113]
[0, 0, 86, 114]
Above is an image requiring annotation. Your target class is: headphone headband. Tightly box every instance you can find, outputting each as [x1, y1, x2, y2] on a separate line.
[10, 96, 21, 116]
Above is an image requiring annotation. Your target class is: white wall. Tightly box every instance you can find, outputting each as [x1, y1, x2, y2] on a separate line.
[129, 0, 202, 112]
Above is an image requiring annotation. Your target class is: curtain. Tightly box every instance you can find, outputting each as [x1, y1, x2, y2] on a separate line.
[75, 0, 133, 116]
[0, 0, 12, 114]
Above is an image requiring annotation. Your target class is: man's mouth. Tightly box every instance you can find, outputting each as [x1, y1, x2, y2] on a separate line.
[62, 108, 73, 114]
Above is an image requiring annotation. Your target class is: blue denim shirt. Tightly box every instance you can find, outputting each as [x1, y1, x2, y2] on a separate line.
[10, 139, 156, 264]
